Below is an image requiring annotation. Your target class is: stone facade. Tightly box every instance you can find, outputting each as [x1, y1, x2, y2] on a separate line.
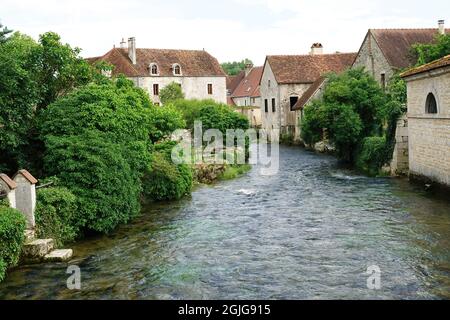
[133, 76, 227, 105]
[352, 31, 394, 87]
[260, 63, 308, 137]
[402, 64, 450, 186]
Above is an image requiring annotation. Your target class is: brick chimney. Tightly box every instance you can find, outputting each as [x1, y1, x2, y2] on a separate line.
[128, 37, 137, 65]
[310, 43, 323, 55]
[438, 20, 445, 35]
[120, 38, 126, 49]
[244, 62, 253, 77]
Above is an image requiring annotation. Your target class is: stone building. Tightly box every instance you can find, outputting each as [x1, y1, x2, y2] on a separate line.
[401, 54, 450, 187]
[88, 38, 227, 105]
[259, 44, 356, 140]
[352, 21, 448, 87]
[227, 64, 263, 127]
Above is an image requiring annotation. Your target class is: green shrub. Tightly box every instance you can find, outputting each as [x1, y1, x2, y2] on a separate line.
[35, 187, 78, 247]
[159, 82, 185, 105]
[39, 78, 154, 234]
[148, 105, 186, 143]
[143, 146, 193, 201]
[0, 198, 9, 209]
[43, 132, 144, 234]
[0, 207, 26, 282]
[356, 136, 389, 176]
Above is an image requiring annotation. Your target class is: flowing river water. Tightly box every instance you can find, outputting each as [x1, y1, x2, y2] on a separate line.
[1, 146, 450, 300]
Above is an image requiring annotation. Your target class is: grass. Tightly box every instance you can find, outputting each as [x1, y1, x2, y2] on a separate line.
[219, 164, 252, 180]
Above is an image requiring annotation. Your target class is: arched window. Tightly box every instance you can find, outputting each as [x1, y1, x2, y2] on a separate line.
[150, 63, 159, 75]
[173, 64, 181, 76]
[425, 93, 438, 114]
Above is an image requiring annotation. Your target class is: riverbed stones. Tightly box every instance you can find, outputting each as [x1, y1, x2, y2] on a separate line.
[44, 249, 73, 262]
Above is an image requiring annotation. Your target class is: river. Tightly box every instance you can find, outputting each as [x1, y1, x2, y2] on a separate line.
[1, 146, 450, 300]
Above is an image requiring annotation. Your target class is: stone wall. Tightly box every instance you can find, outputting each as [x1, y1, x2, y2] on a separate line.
[390, 114, 409, 175]
[405, 67, 450, 186]
[132, 76, 227, 105]
[352, 31, 395, 86]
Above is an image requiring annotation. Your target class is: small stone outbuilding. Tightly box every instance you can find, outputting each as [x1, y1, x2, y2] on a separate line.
[0, 173, 17, 208]
[13, 169, 38, 229]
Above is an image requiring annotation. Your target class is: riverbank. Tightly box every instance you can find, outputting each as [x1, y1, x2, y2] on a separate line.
[1, 146, 450, 299]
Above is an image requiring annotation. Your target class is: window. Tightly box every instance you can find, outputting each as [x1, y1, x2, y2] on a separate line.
[290, 96, 299, 111]
[154, 102, 160, 106]
[268, 80, 271, 88]
[173, 64, 181, 76]
[272, 98, 276, 112]
[381, 73, 386, 91]
[207, 84, 213, 95]
[425, 93, 438, 114]
[264, 99, 268, 113]
[150, 63, 159, 75]
[153, 84, 159, 96]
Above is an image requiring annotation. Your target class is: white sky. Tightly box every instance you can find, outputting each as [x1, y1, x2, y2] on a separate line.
[1, 0, 449, 65]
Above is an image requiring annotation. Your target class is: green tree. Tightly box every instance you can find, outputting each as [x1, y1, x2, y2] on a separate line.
[221, 59, 253, 76]
[301, 68, 387, 162]
[159, 82, 184, 105]
[0, 32, 40, 174]
[32, 32, 95, 110]
[412, 33, 450, 65]
[0, 23, 12, 43]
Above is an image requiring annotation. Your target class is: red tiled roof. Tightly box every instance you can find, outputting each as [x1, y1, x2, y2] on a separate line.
[14, 169, 38, 185]
[231, 66, 263, 98]
[401, 54, 450, 78]
[0, 174, 17, 190]
[292, 77, 326, 111]
[88, 48, 226, 77]
[369, 29, 449, 70]
[266, 53, 356, 84]
[227, 71, 245, 93]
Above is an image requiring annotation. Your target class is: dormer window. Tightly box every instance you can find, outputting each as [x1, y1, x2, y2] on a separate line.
[173, 64, 182, 76]
[149, 63, 159, 76]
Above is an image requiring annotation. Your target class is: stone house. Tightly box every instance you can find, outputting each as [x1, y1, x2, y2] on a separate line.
[400, 54, 450, 187]
[352, 21, 448, 87]
[88, 38, 227, 105]
[259, 44, 356, 140]
[228, 64, 264, 127]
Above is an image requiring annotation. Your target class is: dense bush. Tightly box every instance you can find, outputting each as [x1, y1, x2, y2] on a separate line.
[148, 105, 186, 143]
[43, 132, 144, 234]
[159, 82, 184, 105]
[356, 136, 389, 176]
[0, 207, 26, 282]
[39, 78, 154, 234]
[143, 142, 193, 201]
[35, 187, 78, 247]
